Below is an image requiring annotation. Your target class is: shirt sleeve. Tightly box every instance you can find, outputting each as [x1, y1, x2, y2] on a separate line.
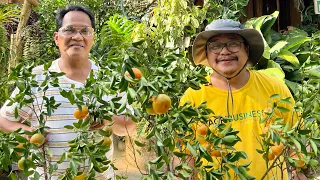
[0, 88, 33, 122]
[179, 88, 195, 107]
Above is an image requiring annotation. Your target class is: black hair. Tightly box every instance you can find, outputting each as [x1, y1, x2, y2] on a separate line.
[55, 5, 95, 31]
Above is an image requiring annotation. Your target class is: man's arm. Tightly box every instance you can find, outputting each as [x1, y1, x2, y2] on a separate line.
[0, 115, 32, 133]
[90, 115, 136, 136]
[111, 115, 136, 136]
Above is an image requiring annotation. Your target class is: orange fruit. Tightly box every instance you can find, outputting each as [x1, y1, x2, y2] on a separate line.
[290, 152, 305, 168]
[74, 172, 86, 180]
[100, 137, 112, 147]
[146, 96, 157, 115]
[211, 149, 222, 157]
[102, 126, 113, 137]
[152, 94, 171, 114]
[270, 143, 284, 156]
[196, 124, 207, 136]
[267, 152, 275, 160]
[146, 107, 157, 115]
[74, 106, 89, 119]
[30, 133, 45, 147]
[17, 157, 26, 170]
[16, 143, 24, 149]
[125, 68, 142, 80]
[262, 126, 269, 134]
[15, 143, 24, 156]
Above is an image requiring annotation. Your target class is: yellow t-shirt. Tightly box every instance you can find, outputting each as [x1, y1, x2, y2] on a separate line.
[180, 70, 296, 179]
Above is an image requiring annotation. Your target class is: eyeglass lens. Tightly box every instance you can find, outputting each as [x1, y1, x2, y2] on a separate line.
[207, 41, 242, 53]
[60, 26, 94, 36]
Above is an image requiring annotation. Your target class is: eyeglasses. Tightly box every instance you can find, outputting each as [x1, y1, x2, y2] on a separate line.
[207, 41, 244, 54]
[58, 26, 94, 36]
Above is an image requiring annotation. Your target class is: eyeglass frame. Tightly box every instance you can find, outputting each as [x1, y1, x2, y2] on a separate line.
[206, 41, 245, 54]
[58, 25, 95, 37]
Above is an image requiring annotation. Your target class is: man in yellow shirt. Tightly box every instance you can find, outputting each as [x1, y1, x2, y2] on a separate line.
[178, 19, 307, 179]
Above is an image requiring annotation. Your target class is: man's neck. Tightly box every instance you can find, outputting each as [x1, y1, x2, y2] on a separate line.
[210, 69, 250, 90]
[58, 57, 91, 84]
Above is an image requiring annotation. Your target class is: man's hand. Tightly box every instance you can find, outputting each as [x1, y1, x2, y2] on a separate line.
[89, 115, 136, 136]
[292, 170, 308, 180]
[89, 121, 105, 130]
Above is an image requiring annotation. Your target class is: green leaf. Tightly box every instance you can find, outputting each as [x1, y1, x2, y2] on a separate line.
[64, 125, 74, 129]
[223, 135, 237, 143]
[146, 127, 155, 139]
[199, 146, 213, 162]
[277, 106, 290, 112]
[15, 135, 28, 143]
[279, 97, 292, 104]
[9, 172, 18, 180]
[270, 94, 280, 99]
[70, 160, 78, 174]
[173, 151, 188, 157]
[310, 139, 318, 155]
[306, 67, 320, 78]
[291, 137, 301, 151]
[149, 156, 162, 164]
[187, 143, 197, 157]
[278, 49, 300, 67]
[134, 140, 146, 147]
[283, 122, 290, 133]
[57, 152, 67, 164]
[128, 87, 137, 99]
[298, 130, 311, 135]
[258, 68, 285, 83]
[270, 41, 287, 54]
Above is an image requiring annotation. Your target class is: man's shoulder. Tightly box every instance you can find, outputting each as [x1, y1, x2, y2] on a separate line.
[251, 70, 285, 85]
[32, 60, 59, 75]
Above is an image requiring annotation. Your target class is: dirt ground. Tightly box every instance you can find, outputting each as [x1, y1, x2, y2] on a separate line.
[114, 138, 142, 180]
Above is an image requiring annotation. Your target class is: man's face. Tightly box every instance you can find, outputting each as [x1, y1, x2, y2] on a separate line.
[54, 11, 94, 59]
[206, 33, 248, 77]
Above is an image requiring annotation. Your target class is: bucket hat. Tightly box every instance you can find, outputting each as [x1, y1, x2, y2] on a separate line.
[192, 19, 264, 67]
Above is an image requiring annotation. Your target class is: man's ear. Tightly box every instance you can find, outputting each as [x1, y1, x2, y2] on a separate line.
[53, 32, 59, 46]
[245, 45, 249, 53]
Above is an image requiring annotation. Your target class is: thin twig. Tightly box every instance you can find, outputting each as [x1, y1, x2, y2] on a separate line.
[124, 125, 148, 175]
[260, 148, 285, 180]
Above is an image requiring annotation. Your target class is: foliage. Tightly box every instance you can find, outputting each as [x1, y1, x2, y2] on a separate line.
[206, 0, 248, 22]
[1, 0, 320, 179]
[0, 4, 21, 107]
[246, 11, 320, 178]
[300, 1, 320, 35]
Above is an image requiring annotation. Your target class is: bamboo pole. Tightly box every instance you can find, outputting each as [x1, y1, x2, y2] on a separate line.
[8, 0, 39, 72]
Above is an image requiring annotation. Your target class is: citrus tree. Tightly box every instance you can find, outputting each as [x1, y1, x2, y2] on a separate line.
[1, 0, 320, 179]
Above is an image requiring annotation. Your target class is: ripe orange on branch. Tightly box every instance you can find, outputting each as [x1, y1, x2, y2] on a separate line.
[290, 152, 305, 168]
[152, 94, 171, 114]
[100, 137, 112, 147]
[146, 96, 157, 115]
[267, 152, 275, 160]
[30, 133, 45, 147]
[270, 142, 284, 156]
[102, 126, 113, 137]
[74, 106, 89, 119]
[74, 172, 86, 180]
[196, 124, 207, 136]
[17, 157, 26, 170]
[125, 68, 142, 80]
[211, 149, 222, 157]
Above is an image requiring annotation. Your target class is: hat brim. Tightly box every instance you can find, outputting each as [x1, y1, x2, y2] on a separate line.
[192, 29, 265, 67]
